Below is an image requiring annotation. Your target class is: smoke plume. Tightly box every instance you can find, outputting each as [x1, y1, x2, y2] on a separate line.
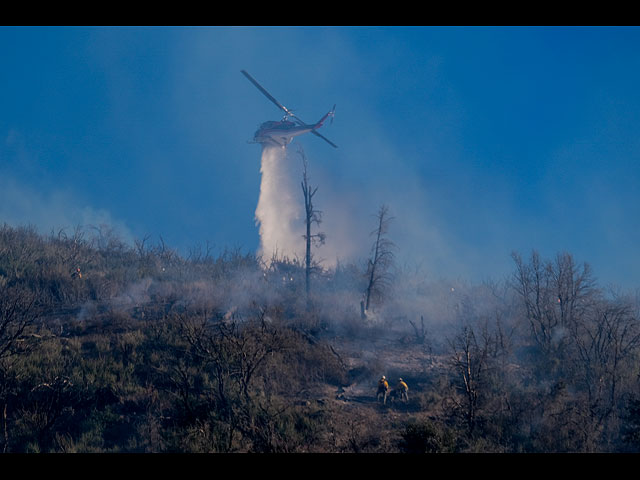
[255, 145, 305, 265]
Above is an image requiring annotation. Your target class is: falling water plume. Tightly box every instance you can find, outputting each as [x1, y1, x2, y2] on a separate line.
[255, 145, 304, 266]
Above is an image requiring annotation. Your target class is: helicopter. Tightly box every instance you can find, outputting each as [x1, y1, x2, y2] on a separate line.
[241, 70, 337, 149]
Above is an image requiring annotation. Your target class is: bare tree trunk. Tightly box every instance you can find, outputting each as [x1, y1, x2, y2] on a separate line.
[448, 323, 491, 438]
[300, 151, 325, 303]
[409, 315, 426, 344]
[363, 205, 394, 315]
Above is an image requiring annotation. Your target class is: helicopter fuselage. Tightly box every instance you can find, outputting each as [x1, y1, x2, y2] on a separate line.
[253, 120, 318, 148]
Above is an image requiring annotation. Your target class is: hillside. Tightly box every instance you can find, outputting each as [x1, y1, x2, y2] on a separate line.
[1, 223, 640, 453]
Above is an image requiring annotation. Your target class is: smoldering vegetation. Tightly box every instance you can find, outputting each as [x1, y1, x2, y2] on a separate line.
[1, 221, 640, 453]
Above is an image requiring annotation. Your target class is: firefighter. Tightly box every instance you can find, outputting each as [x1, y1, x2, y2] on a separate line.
[377, 375, 389, 404]
[396, 378, 409, 402]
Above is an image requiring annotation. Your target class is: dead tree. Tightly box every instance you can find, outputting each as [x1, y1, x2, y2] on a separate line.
[0, 284, 39, 362]
[0, 284, 39, 453]
[511, 250, 596, 363]
[570, 296, 640, 427]
[300, 153, 325, 299]
[362, 205, 395, 318]
[409, 315, 427, 344]
[447, 323, 490, 438]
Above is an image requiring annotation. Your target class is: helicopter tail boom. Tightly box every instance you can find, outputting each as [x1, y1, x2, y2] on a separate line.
[314, 105, 336, 129]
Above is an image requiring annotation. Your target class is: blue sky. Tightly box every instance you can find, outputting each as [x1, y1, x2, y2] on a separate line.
[1, 26, 639, 289]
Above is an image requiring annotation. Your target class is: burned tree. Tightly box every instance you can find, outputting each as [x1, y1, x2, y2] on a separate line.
[300, 153, 325, 299]
[362, 205, 395, 318]
[511, 250, 596, 368]
[0, 283, 40, 453]
[569, 294, 640, 438]
[447, 324, 487, 438]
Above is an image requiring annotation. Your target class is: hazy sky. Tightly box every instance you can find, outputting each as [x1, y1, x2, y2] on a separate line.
[1, 26, 639, 289]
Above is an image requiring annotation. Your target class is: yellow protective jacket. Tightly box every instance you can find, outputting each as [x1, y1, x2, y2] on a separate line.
[378, 379, 389, 391]
[397, 381, 408, 391]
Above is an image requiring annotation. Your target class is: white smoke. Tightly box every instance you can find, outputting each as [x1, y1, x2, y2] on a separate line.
[0, 174, 134, 245]
[255, 145, 305, 265]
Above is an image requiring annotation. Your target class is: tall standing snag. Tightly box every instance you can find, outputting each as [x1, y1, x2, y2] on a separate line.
[300, 152, 325, 300]
[362, 205, 395, 318]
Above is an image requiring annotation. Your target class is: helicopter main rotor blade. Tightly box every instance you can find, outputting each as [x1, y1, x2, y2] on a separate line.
[241, 70, 293, 117]
[311, 130, 338, 148]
